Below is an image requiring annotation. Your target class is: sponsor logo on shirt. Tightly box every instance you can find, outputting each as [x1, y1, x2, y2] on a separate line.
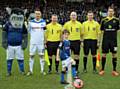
[105, 29, 115, 31]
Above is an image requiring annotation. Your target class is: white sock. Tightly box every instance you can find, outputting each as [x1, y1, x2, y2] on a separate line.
[29, 58, 34, 73]
[67, 64, 72, 84]
[40, 58, 45, 72]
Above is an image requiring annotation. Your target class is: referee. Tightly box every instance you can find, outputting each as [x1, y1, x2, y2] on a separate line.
[46, 14, 62, 73]
[99, 7, 120, 76]
[63, 12, 82, 73]
[82, 11, 101, 73]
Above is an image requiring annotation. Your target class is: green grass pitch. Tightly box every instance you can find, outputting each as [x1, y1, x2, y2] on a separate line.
[0, 29, 120, 89]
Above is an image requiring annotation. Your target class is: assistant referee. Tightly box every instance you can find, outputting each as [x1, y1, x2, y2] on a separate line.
[82, 11, 101, 73]
[46, 14, 62, 74]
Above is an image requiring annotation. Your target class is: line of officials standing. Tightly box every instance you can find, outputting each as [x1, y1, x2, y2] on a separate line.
[45, 7, 120, 76]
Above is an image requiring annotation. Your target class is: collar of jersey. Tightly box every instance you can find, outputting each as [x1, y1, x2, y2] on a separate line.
[51, 22, 58, 25]
[70, 20, 77, 24]
[87, 20, 94, 23]
[107, 16, 114, 20]
[63, 39, 69, 41]
[31, 18, 44, 23]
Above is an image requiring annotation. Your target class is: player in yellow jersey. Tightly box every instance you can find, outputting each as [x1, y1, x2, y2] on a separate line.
[45, 14, 62, 74]
[82, 11, 101, 73]
[63, 12, 82, 73]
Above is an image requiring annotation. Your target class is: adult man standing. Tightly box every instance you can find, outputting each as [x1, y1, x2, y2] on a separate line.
[46, 14, 62, 73]
[63, 12, 82, 73]
[27, 8, 46, 75]
[82, 11, 101, 73]
[99, 7, 120, 76]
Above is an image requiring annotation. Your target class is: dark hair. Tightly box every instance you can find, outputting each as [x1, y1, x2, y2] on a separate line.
[62, 29, 70, 34]
[52, 14, 57, 17]
[108, 6, 114, 11]
[87, 10, 93, 14]
[35, 7, 41, 11]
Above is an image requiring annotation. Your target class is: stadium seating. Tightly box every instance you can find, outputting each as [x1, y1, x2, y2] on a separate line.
[0, 0, 120, 25]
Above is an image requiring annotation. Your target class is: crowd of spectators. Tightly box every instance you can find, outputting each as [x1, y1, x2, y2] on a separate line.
[0, 0, 120, 25]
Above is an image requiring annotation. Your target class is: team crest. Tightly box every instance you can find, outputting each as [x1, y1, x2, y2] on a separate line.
[93, 27, 96, 31]
[114, 47, 117, 52]
[57, 30, 60, 33]
[76, 28, 79, 32]
[113, 20, 116, 23]
[108, 25, 112, 29]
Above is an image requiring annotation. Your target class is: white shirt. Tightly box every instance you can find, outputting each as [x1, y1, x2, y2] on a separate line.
[28, 18, 46, 45]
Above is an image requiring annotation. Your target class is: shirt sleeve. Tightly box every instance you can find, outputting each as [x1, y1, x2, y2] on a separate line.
[58, 42, 63, 49]
[3, 22, 8, 32]
[63, 23, 68, 30]
[45, 24, 48, 39]
[42, 20, 46, 30]
[96, 22, 101, 34]
[117, 19, 120, 30]
[60, 25, 63, 36]
[81, 23, 85, 35]
[100, 19, 104, 31]
[78, 22, 82, 34]
[22, 24, 28, 34]
[27, 21, 31, 32]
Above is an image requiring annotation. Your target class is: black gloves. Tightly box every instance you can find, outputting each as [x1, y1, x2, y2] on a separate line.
[22, 34, 28, 50]
[2, 31, 8, 49]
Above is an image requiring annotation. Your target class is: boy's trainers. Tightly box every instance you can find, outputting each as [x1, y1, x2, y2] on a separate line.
[61, 80, 69, 84]
[26, 71, 33, 76]
[6, 72, 11, 77]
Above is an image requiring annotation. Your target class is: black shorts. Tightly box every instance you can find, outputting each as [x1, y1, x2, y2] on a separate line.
[47, 41, 60, 56]
[70, 40, 81, 55]
[83, 39, 97, 55]
[102, 39, 117, 53]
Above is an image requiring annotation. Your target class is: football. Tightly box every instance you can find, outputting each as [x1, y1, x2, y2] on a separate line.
[73, 78, 84, 89]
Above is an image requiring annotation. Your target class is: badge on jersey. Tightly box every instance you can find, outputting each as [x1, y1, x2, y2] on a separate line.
[93, 27, 96, 31]
[57, 30, 61, 33]
[108, 25, 112, 29]
[114, 47, 117, 52]
[40, 21, 46, 28]
[76, 28, 79, 32]
[113, 20, 116, 23]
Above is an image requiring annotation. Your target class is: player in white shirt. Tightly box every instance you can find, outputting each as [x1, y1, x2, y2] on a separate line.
[27, 8, 46, 75]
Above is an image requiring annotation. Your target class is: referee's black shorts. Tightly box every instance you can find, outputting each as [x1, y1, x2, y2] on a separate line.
[102, 39, 117, 54]
[47, 41, 60, 56]
[83, 39, 97, 55]
[70, 40, 81, 55]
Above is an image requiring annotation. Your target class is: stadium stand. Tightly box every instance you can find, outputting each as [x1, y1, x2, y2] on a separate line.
[0, 0, 120, 26]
